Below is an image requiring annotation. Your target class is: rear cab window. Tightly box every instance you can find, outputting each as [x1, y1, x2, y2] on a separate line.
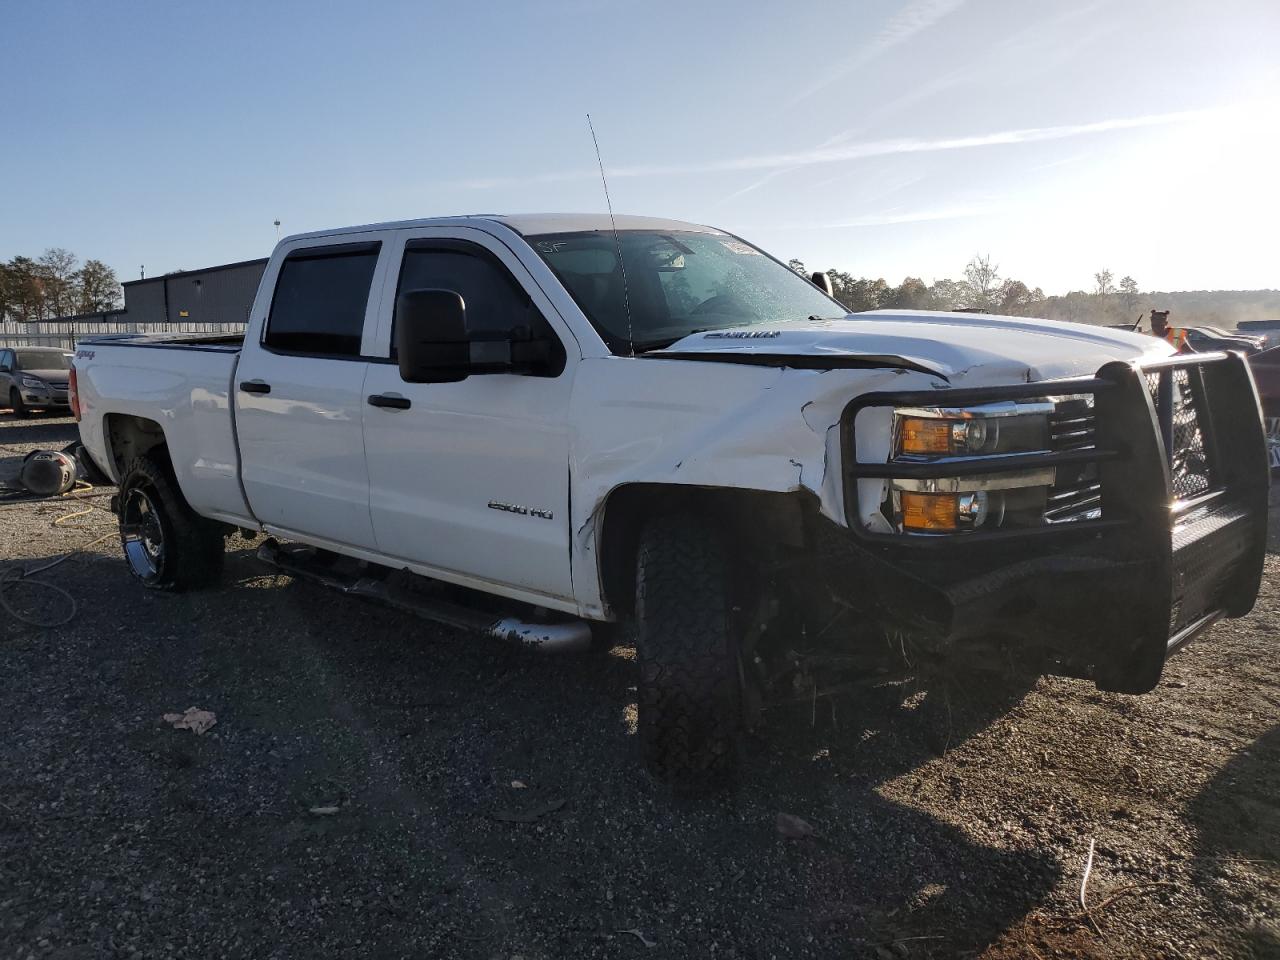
[264, 242, 382, 358]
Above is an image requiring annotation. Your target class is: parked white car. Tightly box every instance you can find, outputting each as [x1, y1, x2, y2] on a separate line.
[72, 214, 1269, 781]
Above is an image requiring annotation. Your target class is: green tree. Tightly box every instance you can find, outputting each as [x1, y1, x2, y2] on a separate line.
[885, 277, 933, 310]
[77, 259, 122, 313]
[826, 271, 889, 312]
[5, 256, 46, 320]
[997, 279, 1045, 316]
[1119, 275, 1140, 314]
[928, 278, 968, 311]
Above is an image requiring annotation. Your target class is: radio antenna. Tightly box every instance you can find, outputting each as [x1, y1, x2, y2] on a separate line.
[587, 113, 635, 357]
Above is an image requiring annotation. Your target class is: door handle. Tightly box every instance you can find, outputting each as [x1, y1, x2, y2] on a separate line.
[368, 393, 411, 410]
[239, 380, 271, 395]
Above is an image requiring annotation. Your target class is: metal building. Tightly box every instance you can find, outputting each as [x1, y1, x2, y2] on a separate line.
[120, 258, 268, 325]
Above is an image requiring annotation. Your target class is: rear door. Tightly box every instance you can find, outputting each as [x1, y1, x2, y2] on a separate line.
[234, 236, 389, 550]
[361, 228, 578, 605]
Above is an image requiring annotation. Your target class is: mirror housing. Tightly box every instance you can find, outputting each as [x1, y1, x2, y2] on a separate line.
[811, 271, 835, 298]
[396, 288, 557, 383]
[396, 289, 472, 383]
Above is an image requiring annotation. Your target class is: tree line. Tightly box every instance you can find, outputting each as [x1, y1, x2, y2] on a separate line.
[0, 249, 123, 322]
[790, 254, 1160, 328]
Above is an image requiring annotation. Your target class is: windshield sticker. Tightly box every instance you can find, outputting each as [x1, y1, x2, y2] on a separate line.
[704, 330, 781, 339]
[719, 239, 760, 256]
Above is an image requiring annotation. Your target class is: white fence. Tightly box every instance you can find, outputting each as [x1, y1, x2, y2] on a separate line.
[0, 320, 246, 351]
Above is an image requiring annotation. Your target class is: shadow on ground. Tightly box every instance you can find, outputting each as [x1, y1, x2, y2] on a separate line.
[0, 410, 78, 449]
[0, 520, 1058, 959]
[1188, 724, 1280, 957]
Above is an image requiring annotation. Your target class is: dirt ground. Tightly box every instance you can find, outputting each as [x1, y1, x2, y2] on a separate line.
[1, 412, 1277, 960]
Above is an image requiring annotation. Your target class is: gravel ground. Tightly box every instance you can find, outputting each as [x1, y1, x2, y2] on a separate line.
[1, 412, 1277, 960]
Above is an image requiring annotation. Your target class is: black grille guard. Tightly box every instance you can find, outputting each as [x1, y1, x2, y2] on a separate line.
[835, 351, 1269, 693]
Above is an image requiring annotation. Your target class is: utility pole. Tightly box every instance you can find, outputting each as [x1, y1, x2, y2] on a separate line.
[274, 220, 281, 241]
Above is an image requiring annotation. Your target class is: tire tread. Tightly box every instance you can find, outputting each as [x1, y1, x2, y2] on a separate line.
[635, 514, 741, 783]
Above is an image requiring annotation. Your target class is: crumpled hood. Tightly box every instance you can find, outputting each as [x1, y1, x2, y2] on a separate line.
[652, 309, 1173, 383]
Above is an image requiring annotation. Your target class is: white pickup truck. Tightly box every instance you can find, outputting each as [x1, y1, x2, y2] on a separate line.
[73, 214, 1269, 781]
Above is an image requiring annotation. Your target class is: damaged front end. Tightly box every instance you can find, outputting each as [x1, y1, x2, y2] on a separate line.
[774, 352, 1267, 694]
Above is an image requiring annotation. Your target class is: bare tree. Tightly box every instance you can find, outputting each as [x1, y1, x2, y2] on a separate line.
[964, 254, 1000, 311]
[37, 248, 80, 317]
[1093, 269, 1116, 299]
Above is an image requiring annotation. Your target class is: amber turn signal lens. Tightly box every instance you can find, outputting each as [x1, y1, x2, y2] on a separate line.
[899, 417, 952, 455]
[901, 492, 959, 532]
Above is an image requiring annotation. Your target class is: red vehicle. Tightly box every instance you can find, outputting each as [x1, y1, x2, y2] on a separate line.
[1248, 346, 1280, 471]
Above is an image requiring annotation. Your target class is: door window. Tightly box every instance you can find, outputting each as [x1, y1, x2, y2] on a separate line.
[264, 242, 381, 358]
[393, 241, 565, 375]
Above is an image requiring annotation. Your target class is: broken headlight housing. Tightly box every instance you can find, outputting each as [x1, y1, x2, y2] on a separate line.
[888, 401, 1055, 534]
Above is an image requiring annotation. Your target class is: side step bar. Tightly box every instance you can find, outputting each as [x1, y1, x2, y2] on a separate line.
[257, 539, 593, 653]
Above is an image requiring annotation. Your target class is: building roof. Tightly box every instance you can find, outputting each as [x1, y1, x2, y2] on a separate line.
[122, 257, 270, 287]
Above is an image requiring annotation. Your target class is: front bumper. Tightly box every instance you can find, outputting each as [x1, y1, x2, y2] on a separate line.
[20, 384, 70, 407]
[823, 352, 1268, 693]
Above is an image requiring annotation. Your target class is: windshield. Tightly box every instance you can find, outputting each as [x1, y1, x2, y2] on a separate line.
[527, 230, 845, 353]
[16, 350, 71, 371]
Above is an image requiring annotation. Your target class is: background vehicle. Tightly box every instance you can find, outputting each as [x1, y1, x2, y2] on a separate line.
[1248, 345, 1280, 471]
[1236, 319, 1280, 350]
[71, 214, 1269, 782]
[1184, 326, 1266, 354]
[0, 346, 73, 415]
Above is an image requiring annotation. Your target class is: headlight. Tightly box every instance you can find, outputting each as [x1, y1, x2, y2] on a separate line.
[893, 401, 1052, 459]
[889, 401, 1057, 534]
[20, 375, 46, 389]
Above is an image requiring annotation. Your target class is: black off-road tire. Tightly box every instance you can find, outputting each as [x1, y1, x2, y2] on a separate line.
[635, 514, 742, 783]
[118, 454, 225, 591]
[10, 388, 30, 417]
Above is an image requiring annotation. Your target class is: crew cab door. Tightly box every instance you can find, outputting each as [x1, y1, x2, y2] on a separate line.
[234, 236, 389, 549]
[361, 228, 577, 605]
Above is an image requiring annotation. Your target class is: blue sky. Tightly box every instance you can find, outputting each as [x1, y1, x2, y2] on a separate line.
[2, 0, 1277, 294]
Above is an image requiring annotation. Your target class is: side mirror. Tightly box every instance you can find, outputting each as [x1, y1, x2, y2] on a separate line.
[395, 288, 555, 383]
[811, 271, 835, 298]
[396, 289, 472, 384]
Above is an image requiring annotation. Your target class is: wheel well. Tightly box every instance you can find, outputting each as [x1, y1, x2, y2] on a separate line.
[104, 414, 168, 477]
[596, 483, 807, 618]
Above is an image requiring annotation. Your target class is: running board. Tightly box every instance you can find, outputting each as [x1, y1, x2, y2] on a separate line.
[256, 539, 592, 653]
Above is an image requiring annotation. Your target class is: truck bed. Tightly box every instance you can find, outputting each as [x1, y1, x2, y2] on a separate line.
[74, 334, 254, 527]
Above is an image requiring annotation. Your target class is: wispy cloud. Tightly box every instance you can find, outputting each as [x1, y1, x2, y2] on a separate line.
[761, 204, 992, 230]
[786, 0, 966, 105]
[455, 107, 1214, 191]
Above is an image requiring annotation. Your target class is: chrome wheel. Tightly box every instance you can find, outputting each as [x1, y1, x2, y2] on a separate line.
[1267, 417, 1280, 475]
[121, 487, 165, 580]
